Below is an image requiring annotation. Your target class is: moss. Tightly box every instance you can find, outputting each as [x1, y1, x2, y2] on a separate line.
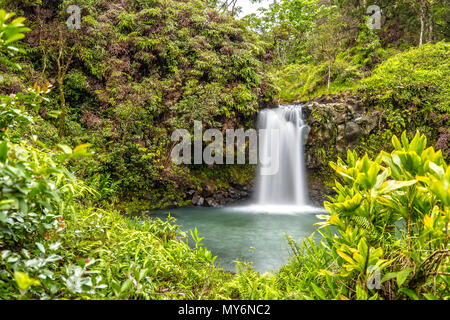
[360, 42, 450, 114]
[190, 164, 256, 188]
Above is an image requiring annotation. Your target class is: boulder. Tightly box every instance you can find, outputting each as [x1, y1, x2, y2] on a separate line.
[206, 198, 219, 207]
[344, 121, 362, 142]
[192, 194, 199, 205]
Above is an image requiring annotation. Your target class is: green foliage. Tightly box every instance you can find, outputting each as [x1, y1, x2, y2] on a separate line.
[0, 138, 89, 246]
[0, 2, 448, 302]
[316, 131, 449, 299]
[244, 0, 324, 64]
[229, 132, 448, 301]
[0, 9, 30, 70]
[216, 132, 448, 301]
[3, 0, 276, 204]
[255, 0, 449, 106]
[56, 208, 232, 299]
[271, 59, 360, 102]
[1, 202, 237, 299]
[0, 9, 29, 51]
[0, 11, 235, 299]
[0, 82, 51, 141]
[361, 42, 450, 113]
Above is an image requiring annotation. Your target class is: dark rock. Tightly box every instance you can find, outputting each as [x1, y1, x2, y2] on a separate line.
[213, 192, 224, 202]
[191, 194, 199, 205]
[206, 198, 219, 207]
[203, 184, 214, 197]
[344, 121, 362, 142]
[192, 194, 204, 206]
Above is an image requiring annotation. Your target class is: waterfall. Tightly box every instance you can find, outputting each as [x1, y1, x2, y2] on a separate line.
[255, 105, 310, 206]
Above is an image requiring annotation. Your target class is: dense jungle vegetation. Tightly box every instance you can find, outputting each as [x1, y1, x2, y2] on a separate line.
[0, 0, 449, 300]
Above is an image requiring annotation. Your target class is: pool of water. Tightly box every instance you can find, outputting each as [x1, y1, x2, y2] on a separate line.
[151, 204, 326, 273]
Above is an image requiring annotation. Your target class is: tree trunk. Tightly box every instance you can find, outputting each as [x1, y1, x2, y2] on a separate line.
[56, 28, 73, 138]
[56, 42, 66, 138]
[419, 1, 426, 46]
[230, 0, 237, 16]
[58, 79, 66, 138]
[428, 19, 433, 43]
[327, 61, 331, 91]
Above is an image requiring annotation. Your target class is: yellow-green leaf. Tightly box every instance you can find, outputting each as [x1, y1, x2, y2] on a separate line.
[14, 271, 40, 291]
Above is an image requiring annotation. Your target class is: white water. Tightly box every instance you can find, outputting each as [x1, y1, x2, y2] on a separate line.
[255, 105, 311, 207]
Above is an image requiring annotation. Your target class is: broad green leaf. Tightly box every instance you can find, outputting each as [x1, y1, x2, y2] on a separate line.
[428, 161, 445, 178]
[352, 252, 365, 266]
[36, 242, 45, 254]
[73, 143, 92, 154]
[396, 268, 413, 287]
[336, 250, 355, 264]
[378, 179, 417, 195]
[399, 288, 419, 300]
[392, 135, 402, 150]
[4, 33, 25, 44]
[325, 274, 336, 297]
[14, 271, 40, 291]
[409, 131, 426, 155]
[381, 272, 398, 284]
[357, 238, 368, 259]
[400, 131, 409, 150]
[57, 144, 72, 154]
[423, 293, 438, 300]
[373, 168, 390, 191]
[0, 140, 7, 163]
[120, 278, 133, 293]
[356, 284, 368, 300]
[311, 282, 327, 299]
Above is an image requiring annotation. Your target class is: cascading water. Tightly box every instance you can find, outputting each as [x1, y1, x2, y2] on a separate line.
[255, 105, 310, 206]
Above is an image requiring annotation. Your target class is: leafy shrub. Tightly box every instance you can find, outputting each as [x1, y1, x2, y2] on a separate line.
[0, 81, 96, 300]
[361, 42, 450, 113]
[3, 0, 277, 207]
[0, 99, 97, 299]
[58, 208, 233, 299]
[0, 9, 30, 70]
[312, 131, 449, 299]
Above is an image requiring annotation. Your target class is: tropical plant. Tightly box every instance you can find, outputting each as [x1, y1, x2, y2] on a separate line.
[0, 9, 30, 54]
[314, 131, 449, 299]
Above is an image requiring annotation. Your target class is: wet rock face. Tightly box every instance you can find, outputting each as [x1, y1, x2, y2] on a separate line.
[300, 94, 385, 204]
[307, 170, 336, 207]
[187, 182, 253, 208]
[302, 95, 381, 169]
